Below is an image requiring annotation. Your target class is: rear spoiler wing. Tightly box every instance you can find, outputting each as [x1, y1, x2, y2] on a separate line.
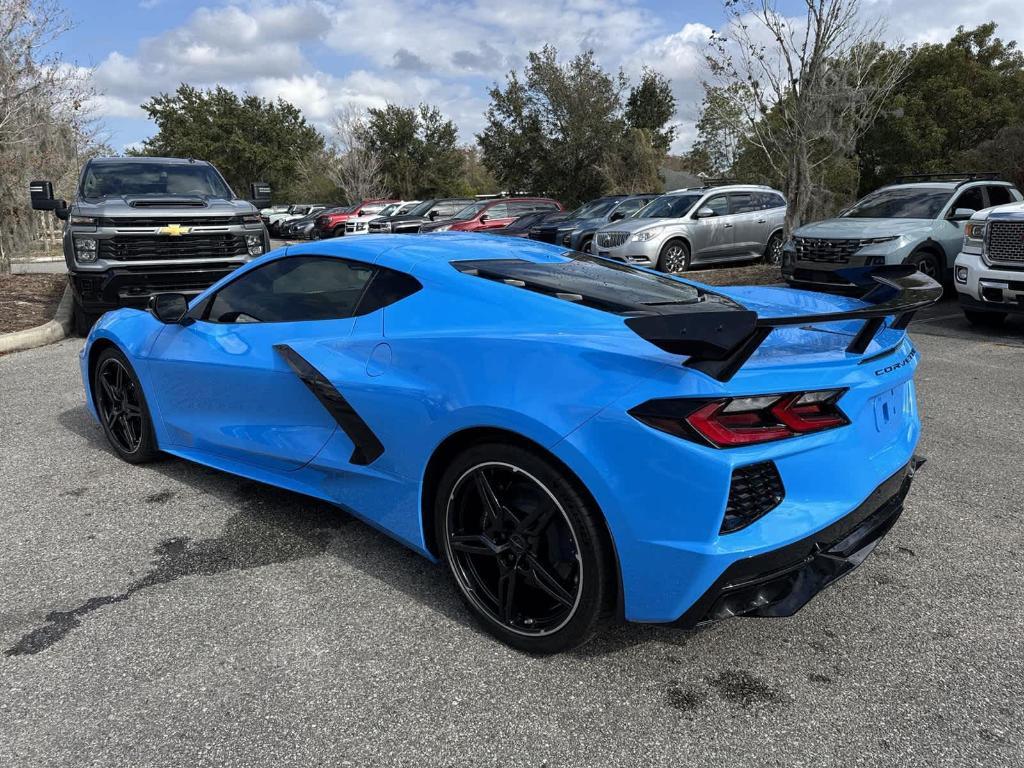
[625, 266, 943, 382]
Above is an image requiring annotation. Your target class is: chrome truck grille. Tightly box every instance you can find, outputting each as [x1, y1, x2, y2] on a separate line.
[597, 231, 629, 248]
[987, 221, 1024, 263]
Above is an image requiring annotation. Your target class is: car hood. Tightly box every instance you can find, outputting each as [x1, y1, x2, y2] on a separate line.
[977, 201, 1024, 220]
[539, 215, 606, 232]
[794, 218, 933, 239]
[597, 217, 680, 234]
[74, 195, 256, 217]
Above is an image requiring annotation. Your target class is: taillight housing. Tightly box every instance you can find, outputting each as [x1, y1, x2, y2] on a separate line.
[629, 389, 849, 448]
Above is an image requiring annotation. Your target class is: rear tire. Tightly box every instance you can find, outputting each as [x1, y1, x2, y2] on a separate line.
[963, 309, 1007, 327]
[657, 239, 690, 273]
[763, 232, 784, 266]
[92, 347, 160, 464]
[434, 442, 616, 654]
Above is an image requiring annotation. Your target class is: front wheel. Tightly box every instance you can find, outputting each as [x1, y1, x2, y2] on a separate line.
[580, 237, 594, 254]
[93, 347, 160, 464]
[657, 240, 690, 273]
[332, 226, 345, 238]
[763, 232, 784, 266]
[435, 443, 616, 653]
[906, 250, 942, 281]
[963, 309, 1007, 327]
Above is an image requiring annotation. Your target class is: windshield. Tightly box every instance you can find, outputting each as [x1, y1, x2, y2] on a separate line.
[451, 202, 488, 221]
[842, 188, 951, 219]
[577, 199, 619, 220]
[376, 204, 399, 217]
[636, 194, 703, 219]
[80, 162, 233, 198]
[403, 200, 436, 217]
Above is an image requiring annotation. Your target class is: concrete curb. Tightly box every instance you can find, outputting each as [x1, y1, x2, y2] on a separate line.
[0, 283, 74, 355]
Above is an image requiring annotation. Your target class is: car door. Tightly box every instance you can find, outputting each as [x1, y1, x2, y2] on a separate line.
[727, 191, 765, 257]
[690, 194, 735, 262]
[147, 255, 380, 472]
[937, 185, 987, 267]
[478, 202, 511, 230]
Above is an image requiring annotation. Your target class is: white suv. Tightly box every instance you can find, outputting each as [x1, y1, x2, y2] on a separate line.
[954, 201, 1024, 325]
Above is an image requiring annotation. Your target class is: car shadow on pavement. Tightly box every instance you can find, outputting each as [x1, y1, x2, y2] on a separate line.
[37, 404, 708, 659]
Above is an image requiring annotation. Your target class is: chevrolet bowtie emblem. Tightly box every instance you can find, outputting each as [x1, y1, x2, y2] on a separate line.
[158, 224, 191, 236]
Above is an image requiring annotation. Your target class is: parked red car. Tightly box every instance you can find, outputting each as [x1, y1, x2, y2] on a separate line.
[314, 199, 398, 238]
[419, 197, 563, 233]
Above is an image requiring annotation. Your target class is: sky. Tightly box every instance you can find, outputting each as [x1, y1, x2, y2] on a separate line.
[50, 0, 1024, 154]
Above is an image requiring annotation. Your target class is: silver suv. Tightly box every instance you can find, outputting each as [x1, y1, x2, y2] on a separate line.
[592, 184, 787, 272]
[782, 175, 1022, 291]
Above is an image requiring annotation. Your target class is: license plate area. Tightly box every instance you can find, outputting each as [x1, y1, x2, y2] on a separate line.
[872, 384, 905, 435]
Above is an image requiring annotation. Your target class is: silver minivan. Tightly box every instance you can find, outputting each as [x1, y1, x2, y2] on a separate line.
[592, 184, 787, 272]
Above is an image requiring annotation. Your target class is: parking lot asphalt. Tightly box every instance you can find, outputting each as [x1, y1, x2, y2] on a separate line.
[0, 297, 1022, 768]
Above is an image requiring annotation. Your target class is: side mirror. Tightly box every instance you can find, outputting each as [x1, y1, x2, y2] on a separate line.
[149, 293, 189, 324]
[695, 206, 716, 219]
[250, 182, 272, 206]
[428, 210, 439, 220]
[478, 214, 489, 223]
[610, 211, 626, 221]
[950, 207, 976, 222]
[30, 180, 69, 219]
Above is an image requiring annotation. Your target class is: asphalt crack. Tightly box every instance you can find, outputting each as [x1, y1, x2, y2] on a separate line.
[5, 483, 345, 657]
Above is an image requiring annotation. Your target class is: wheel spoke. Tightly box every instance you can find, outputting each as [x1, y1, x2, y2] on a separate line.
[100, 376, 117, 403]
[524, 553, 575, 607]
[520, 504, 557, 538]
[123, 402, 141, 417]
[450, 534, 503, 557]
[473, 470, 503, 524]
[119, 415, 137, 447]
[496, 565, 518, 623]
[104, 407, 118, 428]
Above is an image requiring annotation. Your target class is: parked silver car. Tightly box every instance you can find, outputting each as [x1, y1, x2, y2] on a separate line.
[592, 185, 787, 272]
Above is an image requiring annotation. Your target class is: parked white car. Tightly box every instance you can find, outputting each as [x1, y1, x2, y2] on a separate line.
[954, 200, 1024, 326]
[345, 201, 420, 235]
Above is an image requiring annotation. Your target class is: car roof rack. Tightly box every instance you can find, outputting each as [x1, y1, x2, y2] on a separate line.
[892, 172, 1001, 187]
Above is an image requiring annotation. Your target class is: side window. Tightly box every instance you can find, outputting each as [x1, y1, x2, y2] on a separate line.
[485, 203, 509, 219]
[951, 186, 985, 214]
[434, 202, 463, 217]
[355, 268, 422, 316]
[206, 256, 375, 324]
[508, 202, 535, 216]
[756, 192, 785, 209]
[729, 192, 757, 214]
[987, 185, 1014, 207]
[703, 195, 729, 217]
[533, 201, 558, 211]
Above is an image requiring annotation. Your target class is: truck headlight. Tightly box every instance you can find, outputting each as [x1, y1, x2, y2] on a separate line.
[631, 228, 664, 242]
[245, 234, 264, 256]
[69, 216, 97, 228]
[378, 222, 391, 232]
[964, 221, 986, 252]
[74, 236, 98, 262]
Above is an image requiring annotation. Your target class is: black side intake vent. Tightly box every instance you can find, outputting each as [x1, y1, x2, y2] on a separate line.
[722, 461, 785, 534]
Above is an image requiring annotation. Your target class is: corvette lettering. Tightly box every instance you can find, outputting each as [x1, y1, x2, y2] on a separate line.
[875, 348, 917, 376]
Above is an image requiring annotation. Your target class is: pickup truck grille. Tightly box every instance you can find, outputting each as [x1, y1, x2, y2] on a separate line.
[596, 231, 629, 248]
[987, 221, 1024, 263]
[792, 236, 875, 264]
[98, 234, 248, 261]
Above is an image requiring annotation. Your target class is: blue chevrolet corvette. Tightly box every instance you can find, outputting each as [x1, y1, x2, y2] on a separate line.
[81, 234, 940, 652]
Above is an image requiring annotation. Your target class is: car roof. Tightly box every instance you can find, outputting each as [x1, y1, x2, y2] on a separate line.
[877, 180, 1014, 191]
[89, 156, 213, 166]
[665, 184, 781, 195]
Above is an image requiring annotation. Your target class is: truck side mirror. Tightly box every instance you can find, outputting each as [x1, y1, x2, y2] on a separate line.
[250, 182, 272, 206]
[30, 180, 69, 219]
[148, 293, 190, 324]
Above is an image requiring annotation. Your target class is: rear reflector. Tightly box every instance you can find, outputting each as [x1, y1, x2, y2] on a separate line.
[629, 389, 849, 448]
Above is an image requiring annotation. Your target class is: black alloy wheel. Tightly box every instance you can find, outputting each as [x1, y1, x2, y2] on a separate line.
[436, 444, 615, 653]
[93, 348, 159, 463]
[658, 240, 690, 273]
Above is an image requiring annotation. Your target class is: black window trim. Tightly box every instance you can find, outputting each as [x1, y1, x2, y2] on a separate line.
[188, 253, 419, 325]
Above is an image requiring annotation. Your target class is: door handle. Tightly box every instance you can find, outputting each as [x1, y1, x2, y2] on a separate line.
[724, 223, 733, 228]
[757, 218, 766, 223]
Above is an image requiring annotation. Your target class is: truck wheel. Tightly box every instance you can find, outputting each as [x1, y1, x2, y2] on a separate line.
[906, 250, 942, 281]
[332, 226, 345, 238]
[73, 302, 98, 337]
[658, 240, 690, 273]
[963, 309, 1007, 327]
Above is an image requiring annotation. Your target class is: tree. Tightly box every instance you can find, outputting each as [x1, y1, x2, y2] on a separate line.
[857, 23, 1024, 194]
[0, 0, 101, 273]
[320, 104, 387, 203]
[625, 68, 677, 155]
[454, 145, 498, 196]
[357, 103, 462, 199]
[687, 83, 748, 176]
[707, 0, 906, 233]
[599, 128, 662, 193]
[480, 47, 630, 205]
[961, 124, 1024, 190]
[138, 84, 324, 198]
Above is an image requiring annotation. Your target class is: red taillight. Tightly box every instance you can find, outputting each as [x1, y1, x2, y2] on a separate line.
[630, 390, 849, 448]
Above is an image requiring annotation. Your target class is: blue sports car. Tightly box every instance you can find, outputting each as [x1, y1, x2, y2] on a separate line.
[80, 234, 940, 653]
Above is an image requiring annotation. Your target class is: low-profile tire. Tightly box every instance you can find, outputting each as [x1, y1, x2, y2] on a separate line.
[763, 231, 784, 266]
[92, 347, 160, 464]
[963, 309, 1007, 327]
[580, 237, 594, 254]
[73, 302, 98, 337]
[906, 249, 942, 281]
[434, 442, 616, 654]
[657, 239, 690, 273]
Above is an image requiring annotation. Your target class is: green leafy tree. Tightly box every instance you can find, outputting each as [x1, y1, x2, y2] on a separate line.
[857, 23, 1024, 194]
[625, 68, 677, 155]
[357, 103, 462, 198]
[686, 83, 748, 177]
[138, 84, 324, 198]
[599, 128, 662, 193]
